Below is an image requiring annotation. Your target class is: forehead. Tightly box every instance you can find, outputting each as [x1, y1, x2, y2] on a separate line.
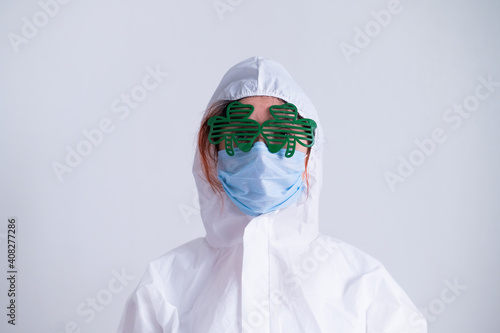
[238, 96, 286, 108]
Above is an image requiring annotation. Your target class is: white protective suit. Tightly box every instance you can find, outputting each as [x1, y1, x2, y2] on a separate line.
[117, 56, 427, 333]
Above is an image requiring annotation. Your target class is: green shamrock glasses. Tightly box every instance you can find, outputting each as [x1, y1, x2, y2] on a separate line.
[208, 101, 316, 158]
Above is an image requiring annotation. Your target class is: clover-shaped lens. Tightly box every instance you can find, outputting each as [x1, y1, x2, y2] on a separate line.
[208, 101, 260, 156]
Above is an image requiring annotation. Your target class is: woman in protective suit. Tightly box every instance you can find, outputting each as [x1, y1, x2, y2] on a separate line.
[117, 56, 427, 333]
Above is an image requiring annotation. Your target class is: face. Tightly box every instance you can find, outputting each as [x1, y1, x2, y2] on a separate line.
[218, 96, 309, 154]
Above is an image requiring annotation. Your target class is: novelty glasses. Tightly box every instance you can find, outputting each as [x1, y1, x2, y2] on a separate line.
[208, 101, 317, 158]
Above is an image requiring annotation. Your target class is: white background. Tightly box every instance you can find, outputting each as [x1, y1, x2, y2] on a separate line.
[1, 0, 499, 332]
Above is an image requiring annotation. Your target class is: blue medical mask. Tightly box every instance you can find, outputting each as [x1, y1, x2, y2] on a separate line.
[217, 142, 306, 216]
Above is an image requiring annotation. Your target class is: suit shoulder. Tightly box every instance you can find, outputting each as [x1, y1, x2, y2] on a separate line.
[315, 234, 385, 273]
[148, 237, 213, 272]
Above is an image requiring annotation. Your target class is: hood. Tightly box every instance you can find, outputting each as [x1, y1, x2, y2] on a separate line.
[193, 56, 324, 248]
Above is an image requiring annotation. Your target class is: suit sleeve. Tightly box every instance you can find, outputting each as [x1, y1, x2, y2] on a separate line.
[365, 265, 427, 333]
[117, 265, 179, 333]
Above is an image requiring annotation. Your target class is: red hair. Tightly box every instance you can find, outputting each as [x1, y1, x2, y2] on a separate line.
[197, 100, 311, 197]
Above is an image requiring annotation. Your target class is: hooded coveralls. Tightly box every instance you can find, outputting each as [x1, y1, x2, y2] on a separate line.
[117, 56, 427, 333]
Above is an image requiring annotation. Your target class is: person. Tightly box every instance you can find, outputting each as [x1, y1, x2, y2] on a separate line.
[117, 56, 427, 333]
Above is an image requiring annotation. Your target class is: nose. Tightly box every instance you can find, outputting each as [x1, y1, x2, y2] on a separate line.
[252, 115, 272, 145]
[255, 134, 266, 143]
